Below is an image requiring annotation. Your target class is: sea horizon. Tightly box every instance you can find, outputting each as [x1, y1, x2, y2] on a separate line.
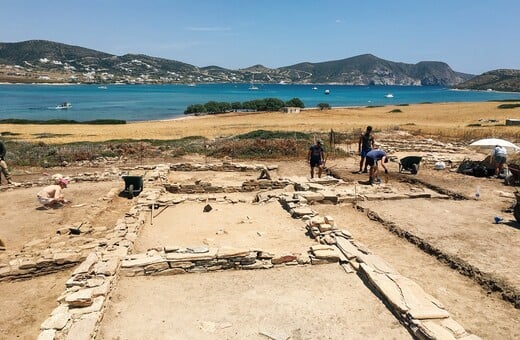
[1, 83, 519, 122]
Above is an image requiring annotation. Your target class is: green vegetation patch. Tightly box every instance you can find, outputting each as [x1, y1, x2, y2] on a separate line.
[235, 130, 309, 140]
[388, 109, 402, 113]
[185, 97, 305, 114]
[33, 133, 73, 138]
[497, 103, 520, 109]
[0, 119, 126, 125]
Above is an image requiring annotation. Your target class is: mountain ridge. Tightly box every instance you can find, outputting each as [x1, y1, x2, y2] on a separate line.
[454, 69, 520, 92]
[0, 40, 473, 86]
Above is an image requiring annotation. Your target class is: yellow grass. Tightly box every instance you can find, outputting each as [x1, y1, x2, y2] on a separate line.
[1, 102, 519, 144]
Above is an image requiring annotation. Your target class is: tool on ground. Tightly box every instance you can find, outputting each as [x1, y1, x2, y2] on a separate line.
[69, 221, 85, 235]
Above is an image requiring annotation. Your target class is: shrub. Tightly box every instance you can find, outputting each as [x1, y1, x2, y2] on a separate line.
[497, 103, 520, 109]
[317, 103, 331, 110]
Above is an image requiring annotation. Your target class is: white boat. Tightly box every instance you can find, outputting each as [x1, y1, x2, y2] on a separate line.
[324, 89, 330, 95]
[249, 74, 259, 90]
[97, 86, 108, 89]
[312, 86, 318, 90]
[187, 83, 196, 87]
[55, 102, 72, 110]
[385, 93, 394, 98]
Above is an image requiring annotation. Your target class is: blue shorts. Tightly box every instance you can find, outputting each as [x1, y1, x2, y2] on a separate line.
[310, 158, 322, 167]
[360, 148, 371, 158]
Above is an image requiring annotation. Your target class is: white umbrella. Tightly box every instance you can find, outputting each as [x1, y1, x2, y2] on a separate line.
[469, 138, 520, 152]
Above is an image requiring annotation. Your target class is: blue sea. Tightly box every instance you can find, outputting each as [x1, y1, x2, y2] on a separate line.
[0, 83, 519, 122]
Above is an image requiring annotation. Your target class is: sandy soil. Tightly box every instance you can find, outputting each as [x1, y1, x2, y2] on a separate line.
[0, 180, 135, 339]
[1, 102, 518, 143]
[1, 126, 520, 339]
[98, 265, 411, 340]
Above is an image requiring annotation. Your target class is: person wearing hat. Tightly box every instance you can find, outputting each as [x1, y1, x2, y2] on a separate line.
[36, 175, 70, 208]
[308, 139, 326, 178]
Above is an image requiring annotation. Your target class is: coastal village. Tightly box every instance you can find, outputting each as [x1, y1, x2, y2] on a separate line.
[1, 126, 519, 339]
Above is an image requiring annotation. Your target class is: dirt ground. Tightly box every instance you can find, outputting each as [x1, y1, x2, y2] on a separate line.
[0, 179, 135, 339]
[98, 265, 410, 340]
[1, 141, 520, 339]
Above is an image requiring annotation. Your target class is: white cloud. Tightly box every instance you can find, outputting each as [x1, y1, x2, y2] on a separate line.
[335, 19, 343, 24]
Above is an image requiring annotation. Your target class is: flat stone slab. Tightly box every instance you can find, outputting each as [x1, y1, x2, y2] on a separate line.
[166, 248, 218, 262]
[360, 264, 450, 319]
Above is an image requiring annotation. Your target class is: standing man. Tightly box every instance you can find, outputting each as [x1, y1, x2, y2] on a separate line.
[366, 148, 388, 185]
[358, 126, 375, 173]
[0, 139, 13, 185]
[493, 145, 507, 177]
[308, 139, 326, 179]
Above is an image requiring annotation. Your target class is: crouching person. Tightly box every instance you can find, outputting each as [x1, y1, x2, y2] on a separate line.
[366, 149, 389, 185]
[37, 175, 70, 208]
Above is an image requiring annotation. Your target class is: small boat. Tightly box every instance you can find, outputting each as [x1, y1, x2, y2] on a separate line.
[55, 102, 72, 110]
[312, 86, 318, 90]
[324, 89, 330, 95]
[187, 83, 196, 87]
[249, 84, 259, 90]
[97, 86, 108, 89]
[385, 93, 394, 98]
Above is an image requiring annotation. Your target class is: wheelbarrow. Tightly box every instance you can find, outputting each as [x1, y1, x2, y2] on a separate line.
[122, 175, 144, 198]
[399, 156, 422, 175]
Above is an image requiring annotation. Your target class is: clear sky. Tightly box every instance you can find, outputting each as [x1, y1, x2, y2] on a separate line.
[1, 0, 519, 75]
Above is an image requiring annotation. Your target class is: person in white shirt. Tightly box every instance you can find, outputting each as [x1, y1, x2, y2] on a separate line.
[493, 145, 507, 177]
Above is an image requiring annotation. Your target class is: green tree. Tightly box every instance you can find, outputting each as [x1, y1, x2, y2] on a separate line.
[285, 97, 305, 108]
[317, 103, 331, 110]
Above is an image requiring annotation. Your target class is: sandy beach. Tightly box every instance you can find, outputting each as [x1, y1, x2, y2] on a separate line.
[1, 101, 519, 144]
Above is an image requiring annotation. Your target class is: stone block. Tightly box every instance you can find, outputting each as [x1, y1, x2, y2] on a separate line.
[121, 255, 164, 268]
[93, 258, 119, 276]
[440, 318, 468, 338]
[298, 191, 325, 202]
[217, 247, 253, 259]
[69, 296, 105, 315]
[72, 252, 98, 276]
[318, 223, 334, 232]
[151, 268, 186, 275]
[312, 248, 341, 262]
[65, 289, 93, 308]
[53, 252, 81, 265]
[291, 207, 315, 218]
[271, 254, 297, 265]
[335, 238, 363, 259]
[18, 258, 37, 270]
[166, 248, 218, 262]
[41, 312, 70, 330]
[144, 261, 170, 274]
[324, 216, 335, 226]
[65, 312, 99, 340]
[416, 320, 457, 340]
[309, 216, 325, 227]
[37, 329, 57, 340]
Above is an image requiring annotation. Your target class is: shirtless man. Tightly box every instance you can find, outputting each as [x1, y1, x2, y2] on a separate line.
[37, 175, 70, 208]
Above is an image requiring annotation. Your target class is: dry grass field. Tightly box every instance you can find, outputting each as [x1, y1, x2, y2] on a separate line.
[1, 101, 519, 144]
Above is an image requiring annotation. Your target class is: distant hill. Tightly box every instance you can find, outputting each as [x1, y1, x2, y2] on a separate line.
[453, 69, 520, 92]
[279, 54, 473, 86]
[0, 40, 473, 86]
